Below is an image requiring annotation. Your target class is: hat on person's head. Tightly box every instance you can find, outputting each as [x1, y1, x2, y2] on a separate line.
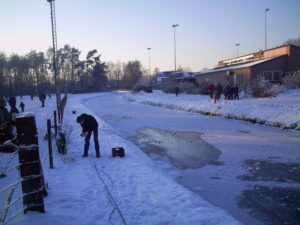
[76, 115, 83, 123]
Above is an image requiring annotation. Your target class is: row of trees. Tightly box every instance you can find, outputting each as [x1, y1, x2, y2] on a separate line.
[0, 44, 147, 97]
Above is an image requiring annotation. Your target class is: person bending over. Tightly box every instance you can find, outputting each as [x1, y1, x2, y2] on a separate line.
[76, 113, 100, 158]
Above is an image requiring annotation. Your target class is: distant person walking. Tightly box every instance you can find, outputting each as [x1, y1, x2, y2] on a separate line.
[39, 93, 46, 107]
[8, 96, 19, 115]
[19, 101, 25, 112]
[0, 97, 10, 124]
[233, 84, 240, 100]
[76, 113, 100, 158]
[224, 83, 231, 100]
[208, 83, 215, 99]
[175, 87, 179, 97]
[214, 82, 223, 104]
[8, 96, 16, 112]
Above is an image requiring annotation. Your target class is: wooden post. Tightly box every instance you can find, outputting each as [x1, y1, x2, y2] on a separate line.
[47, 119, 54, 169]
[57, 105, 61, 124]
[59, 94, 67, 123]
[15, 114, 46, 214]
[53, 111, 57, 137]
[0, 188, 15, 222]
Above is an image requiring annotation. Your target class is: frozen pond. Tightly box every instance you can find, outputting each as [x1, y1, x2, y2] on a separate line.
[135, 127, 222, 169]
[83, 92, 300, 225]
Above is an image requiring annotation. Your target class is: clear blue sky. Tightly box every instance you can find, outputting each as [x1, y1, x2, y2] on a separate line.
[0, 0, 299, 71]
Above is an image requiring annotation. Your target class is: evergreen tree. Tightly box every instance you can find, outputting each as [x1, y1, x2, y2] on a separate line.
[122, 60, 144, 89]
[92, 61, 108, 90]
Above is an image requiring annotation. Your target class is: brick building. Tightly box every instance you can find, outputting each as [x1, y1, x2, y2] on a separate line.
[195, 45, 300, 90]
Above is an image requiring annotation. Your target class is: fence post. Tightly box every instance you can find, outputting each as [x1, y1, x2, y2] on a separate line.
[0, 188, 15, 222]
[47, 119, 54, 169]
[53, 111, 57, 137]
[60, 95, 65, 123]
[57, 105, 61, 124]
[15, 114, 46, 213]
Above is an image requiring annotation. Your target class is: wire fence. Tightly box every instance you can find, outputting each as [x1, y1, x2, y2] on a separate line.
[1, 94, 68, 224]
[1, 149, 27, 224]
[0, 120, 50, 224]
[0, 145, 22, 221]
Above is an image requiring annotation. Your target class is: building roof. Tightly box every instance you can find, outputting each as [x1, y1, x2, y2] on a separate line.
[264, 44, 300, 52]
[157, 71, 198, 78]
[219, 44, 299, 64]
[198, 56, 282, 76]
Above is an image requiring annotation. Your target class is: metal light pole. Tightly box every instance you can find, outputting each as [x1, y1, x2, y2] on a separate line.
[172, 24, 179, 71]
[147, 48, 151, 76]
[265, 8, 270, 50]
[235, 43, 240, 57]
[47, 0, 61, 122]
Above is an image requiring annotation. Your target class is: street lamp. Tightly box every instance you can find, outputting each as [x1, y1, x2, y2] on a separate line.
[235, 43, 240, 57]
[147, 48, 151, 76]
[265, 8, 270, 50]
[172, 24, 179, 71]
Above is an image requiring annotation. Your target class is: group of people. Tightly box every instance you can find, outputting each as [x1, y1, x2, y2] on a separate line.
[1, 93, 100, 158]
[0, 96, 26, 121]
[224, 83, 240, 100]
[208, 82, 239, 104]
[0, 94, 99, 160]
[0, 96, 23, 144]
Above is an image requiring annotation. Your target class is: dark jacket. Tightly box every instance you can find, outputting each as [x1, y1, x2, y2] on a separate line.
[0, 106, 10, 123]
[233, 86, 239, 94]
[77, 113, 98, 133]
[8, 96, 16, 107]
[216, 84, 223, 95]
[19, 102, 25, 109]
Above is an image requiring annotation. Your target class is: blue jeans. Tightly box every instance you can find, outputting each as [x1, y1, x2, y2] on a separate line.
[84, 128, 100, 154]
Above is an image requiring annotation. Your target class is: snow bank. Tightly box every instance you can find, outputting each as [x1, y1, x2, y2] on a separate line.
[124, 89, 300, 130]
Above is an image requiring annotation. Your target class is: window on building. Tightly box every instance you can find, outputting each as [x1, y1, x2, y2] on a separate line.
[272, 71, 282, 81]
[263, 71, 272, 80]
[262, 71, 282, 81]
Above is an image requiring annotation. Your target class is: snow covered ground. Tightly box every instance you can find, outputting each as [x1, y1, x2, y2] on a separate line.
[1, 89, 299, 225]
[83, 91, 300, 225]
[1, 94, 241, 225]
[124, 89, 300, 129]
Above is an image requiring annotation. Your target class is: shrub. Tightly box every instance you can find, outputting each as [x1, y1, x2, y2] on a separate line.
[283, 71, 300, 89]
[162, 80, 178, 94]
[178, 82, 199, 94]
[198, 80, 210, 95]
[251, 77, 280, 98]
[162, 80, 199, 94]
[132, 84, 153, 94]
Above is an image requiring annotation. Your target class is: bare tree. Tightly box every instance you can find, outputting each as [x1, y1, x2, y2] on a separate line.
[27, 51, 47, 94]
[0, 53, 8, 96]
